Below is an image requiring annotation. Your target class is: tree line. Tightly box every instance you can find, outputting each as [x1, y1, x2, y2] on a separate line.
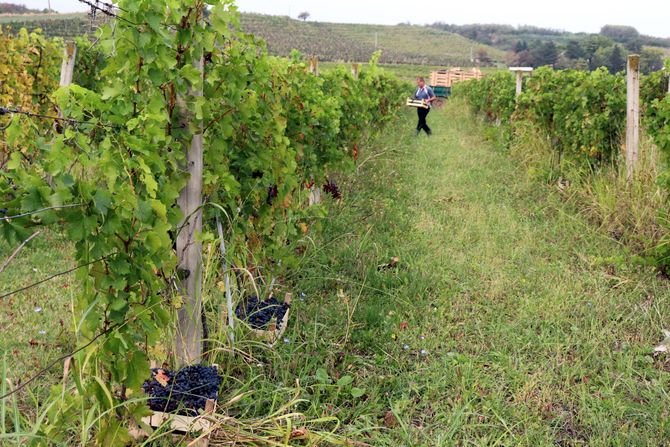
[432, 22, 668, 74]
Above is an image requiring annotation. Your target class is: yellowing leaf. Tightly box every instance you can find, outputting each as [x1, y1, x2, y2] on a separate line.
[155, 369, 170, 387]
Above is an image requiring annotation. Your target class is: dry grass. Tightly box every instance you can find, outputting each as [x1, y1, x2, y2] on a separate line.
[509, 120, 670, 258]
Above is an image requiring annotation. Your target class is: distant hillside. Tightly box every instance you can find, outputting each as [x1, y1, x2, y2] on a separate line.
[0, 2, 48, 14]
[431, 23, 670, 50]
[0, 13, 90, 38]
[0, 12, 505, 66]
[240, 13, 506, 66]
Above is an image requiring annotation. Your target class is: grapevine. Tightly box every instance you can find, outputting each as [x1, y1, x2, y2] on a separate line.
[0, 0, 405, 439]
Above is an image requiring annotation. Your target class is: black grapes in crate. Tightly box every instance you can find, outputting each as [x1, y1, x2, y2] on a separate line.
[142, 365, 222, 415]
[235, 296, 290, 330]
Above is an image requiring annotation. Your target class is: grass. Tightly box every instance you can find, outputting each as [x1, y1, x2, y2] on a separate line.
[238, 100, 670, 445]
[508, 121, 670, 258]
[3, 100, 670, 444]
[0, 229, 75, 397]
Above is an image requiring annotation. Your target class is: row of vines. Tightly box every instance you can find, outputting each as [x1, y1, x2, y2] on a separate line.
[454, 66, 670, 164]
[453, 64, 670, 262]
[0, 0, 406, 442]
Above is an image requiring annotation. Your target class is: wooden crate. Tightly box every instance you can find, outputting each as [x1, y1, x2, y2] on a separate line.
[132, 399, 217, 446]
[251, 293, 292, 345]
[430, 68, 484, 88]
[406, 98, 429, 109]
[142, 398, 216, 432]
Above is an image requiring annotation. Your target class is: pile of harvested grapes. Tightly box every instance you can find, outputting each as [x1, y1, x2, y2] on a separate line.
[235, 296, 290, 330]
[142, 365, 222, 415]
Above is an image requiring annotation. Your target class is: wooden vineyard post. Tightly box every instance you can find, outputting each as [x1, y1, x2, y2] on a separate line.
[351, 63, 359, 79]
[309, 56, 319, 76]
[626, 54, 640, 182]
[509, 67, 533, 98]
[308, 186, 321, 206]
[59, 41, 77, 87]
[175, 55, 205, 365]
[54, 41, 76, 136]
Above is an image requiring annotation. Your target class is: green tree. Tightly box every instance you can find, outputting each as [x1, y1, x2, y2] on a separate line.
[513, 40, 528, 53]
[476, 46, 491, 65]
[608, 44, 626, 74]
[566, 40, 584, 59]
[625, 38, 643, 53]
[583, 35, 615, 71]
[516, 50, 535, 67]
[640, 48, 665, 73]
[600, 25, 640, 42]
[533, 41, 558, 67]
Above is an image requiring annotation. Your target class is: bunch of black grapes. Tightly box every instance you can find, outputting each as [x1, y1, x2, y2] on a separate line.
[266, 185, 279, 205]
[323, 178, 342, 200]
[142, 365, 222, 415]
[235, 296, 290, 330]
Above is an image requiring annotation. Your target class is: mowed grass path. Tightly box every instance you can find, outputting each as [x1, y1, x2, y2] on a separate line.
[2, 100, 670, 445]
[280, 100, 670, 446]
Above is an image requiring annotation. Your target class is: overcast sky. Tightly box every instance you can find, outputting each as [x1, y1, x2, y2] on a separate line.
[18, 0, 670, 38]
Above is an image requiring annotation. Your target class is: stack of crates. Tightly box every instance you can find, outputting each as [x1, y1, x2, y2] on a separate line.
[429, 68, 484, 97]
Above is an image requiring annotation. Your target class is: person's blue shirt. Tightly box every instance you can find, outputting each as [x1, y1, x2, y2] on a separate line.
[415, 86, 435, 107]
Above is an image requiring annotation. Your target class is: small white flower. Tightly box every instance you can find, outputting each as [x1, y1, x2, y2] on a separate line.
[38, 330, 46, 335]
[34, 307, 43, 313]
[402, 344, 410, 350]
[420, 349, 428, 356]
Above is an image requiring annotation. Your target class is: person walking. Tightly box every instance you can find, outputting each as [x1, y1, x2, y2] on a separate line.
[414, 77, 436, 136]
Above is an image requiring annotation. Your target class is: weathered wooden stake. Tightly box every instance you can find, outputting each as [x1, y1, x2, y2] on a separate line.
[309, 56, 319, 76]
[509, 67, 533, 98]
[176, 56, 205, 365]
[626, 54, 640, 182]
[515, 72, 523, 96]
[59, 41, 77, 87]
[308, 186, 321, 206]
[351, 63, 359, 79]
[54, 41, 77, 137]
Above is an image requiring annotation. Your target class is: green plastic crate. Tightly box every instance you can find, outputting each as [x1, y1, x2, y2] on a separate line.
[431, 85, 451, 98]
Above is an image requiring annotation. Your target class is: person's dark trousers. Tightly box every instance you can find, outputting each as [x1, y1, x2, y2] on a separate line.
[416, 107, 431, 135]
